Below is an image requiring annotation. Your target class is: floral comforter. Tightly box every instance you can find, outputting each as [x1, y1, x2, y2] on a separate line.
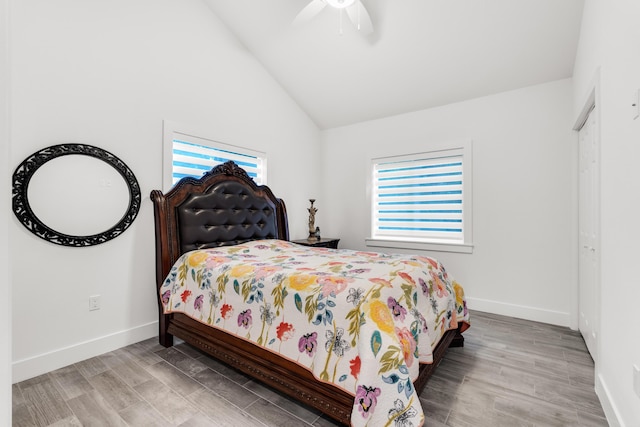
[160, 239, 469, 427]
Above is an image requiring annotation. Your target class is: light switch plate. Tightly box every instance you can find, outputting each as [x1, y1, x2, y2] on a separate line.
[633, 89, 640, 120]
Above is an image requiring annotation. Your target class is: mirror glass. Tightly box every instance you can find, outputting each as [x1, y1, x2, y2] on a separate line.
[28, 155, 130, 236]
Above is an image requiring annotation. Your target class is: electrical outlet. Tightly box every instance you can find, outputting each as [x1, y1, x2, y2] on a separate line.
[89, 295, 101, 311]
[634, 365, 640, 399]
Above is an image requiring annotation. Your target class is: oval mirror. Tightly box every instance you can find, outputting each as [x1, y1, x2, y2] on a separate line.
[12, 144, 141, 247]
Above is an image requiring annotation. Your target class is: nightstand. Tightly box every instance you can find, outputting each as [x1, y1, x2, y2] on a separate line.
[291, 238, 340, 249]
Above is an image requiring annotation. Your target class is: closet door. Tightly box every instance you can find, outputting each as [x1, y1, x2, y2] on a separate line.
[578, 105, 599, 361]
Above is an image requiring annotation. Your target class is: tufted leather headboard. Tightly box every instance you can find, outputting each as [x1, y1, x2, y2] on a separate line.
[150, 161, 289, 292]
[177, 180, 281, 252]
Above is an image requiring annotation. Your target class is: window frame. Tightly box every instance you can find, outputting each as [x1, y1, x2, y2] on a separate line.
[366, 139, 473, 254]
[162, 120, 267, 192]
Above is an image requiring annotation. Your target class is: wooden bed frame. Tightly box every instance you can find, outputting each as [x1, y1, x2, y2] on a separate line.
[150, 161, 463, 425]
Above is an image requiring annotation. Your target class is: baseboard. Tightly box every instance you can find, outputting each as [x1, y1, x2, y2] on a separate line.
[465, 296, 570, 327]
[12, 321, 158, 383]
[595, 372, 623, 427]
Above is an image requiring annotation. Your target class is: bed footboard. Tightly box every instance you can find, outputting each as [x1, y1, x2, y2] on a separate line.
[165, 313, 462, 425]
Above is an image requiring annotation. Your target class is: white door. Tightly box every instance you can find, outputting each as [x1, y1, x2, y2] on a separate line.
[578, 105, 599, 361]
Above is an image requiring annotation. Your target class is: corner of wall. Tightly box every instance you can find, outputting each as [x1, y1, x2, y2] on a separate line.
[595, 373, 624, 427]
[2, 0, 12, 424]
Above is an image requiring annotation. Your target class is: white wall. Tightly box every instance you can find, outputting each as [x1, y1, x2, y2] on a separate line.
[10, 0, 319, 382]
[2, 0, 12, 423]
[320, 79, 576, 327]
[573, 0, 640, 425]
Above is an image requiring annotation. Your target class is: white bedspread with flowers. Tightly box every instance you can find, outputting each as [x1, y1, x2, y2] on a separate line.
[160, 240, 469, 427]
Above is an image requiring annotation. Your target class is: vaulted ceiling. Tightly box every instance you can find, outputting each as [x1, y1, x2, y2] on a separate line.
[204, 0, 585, 129]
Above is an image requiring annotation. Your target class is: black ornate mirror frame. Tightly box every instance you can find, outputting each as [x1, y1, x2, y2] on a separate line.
[12, 144, 141, 247]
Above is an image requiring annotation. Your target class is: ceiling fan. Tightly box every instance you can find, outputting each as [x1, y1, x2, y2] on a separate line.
[293, 0, 373, 35]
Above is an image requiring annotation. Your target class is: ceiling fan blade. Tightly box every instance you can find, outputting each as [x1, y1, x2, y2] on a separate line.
[292, 0, 328, 27]
[346, 0, 373, 34]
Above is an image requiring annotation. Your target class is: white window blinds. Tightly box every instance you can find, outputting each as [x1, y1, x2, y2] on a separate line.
[372, 151, 465, 243]
[172, 139, 264, 186]
[163, 121, 268, 192]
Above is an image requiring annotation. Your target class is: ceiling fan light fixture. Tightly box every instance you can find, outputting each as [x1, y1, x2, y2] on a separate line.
[325, 0, 356, 9]
[293, 0, 373, 35]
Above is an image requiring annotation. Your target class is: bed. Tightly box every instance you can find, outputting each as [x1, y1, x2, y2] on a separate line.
[150, 161, 469, 426]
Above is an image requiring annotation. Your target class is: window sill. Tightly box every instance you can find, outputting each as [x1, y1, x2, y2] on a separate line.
[365, 238, 473, 254]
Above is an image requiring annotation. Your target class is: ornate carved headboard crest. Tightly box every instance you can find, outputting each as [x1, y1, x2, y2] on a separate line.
[206, 161, 252, 181]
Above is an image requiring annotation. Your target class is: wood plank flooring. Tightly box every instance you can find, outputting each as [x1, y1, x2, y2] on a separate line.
[12, 311, 609, 426]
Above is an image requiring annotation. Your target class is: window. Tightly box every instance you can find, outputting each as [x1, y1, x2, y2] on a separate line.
[163, 121, 266, 191]
[366, 140, 473, 253]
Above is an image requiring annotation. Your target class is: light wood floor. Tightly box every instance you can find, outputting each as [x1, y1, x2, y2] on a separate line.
[12, 311, 609, 426]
